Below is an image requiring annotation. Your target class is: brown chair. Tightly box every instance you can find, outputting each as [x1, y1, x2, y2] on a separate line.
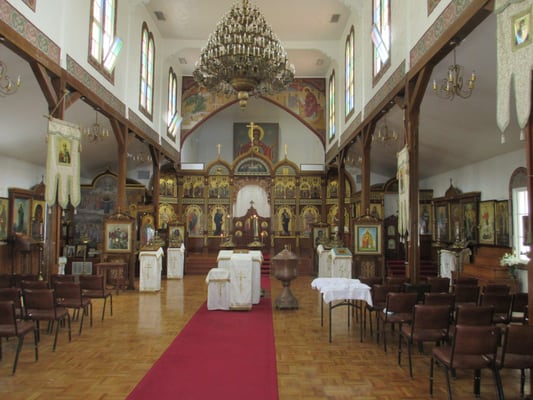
[0, 300, 38, 374]
[364, 284, 400, 338]
[22, 289, 71, 351]
[0, 274, 12, 288]
[482, 284, 510, 295]
[427, 276, 450, 293]
[479, 293, 512, 325]
[0, 288, 24, 319]
[21, 280, 49, 290]
[448, 305, 494, 342]
[424, 292, 455, 308]
[12, 274, 38, 288]
[50, 274, 76, 287]
[452, 284, 480, 307]
[495, 324, 533, 398]
[510, 292, 528, 325]
[54, 282, 92, 335]
[354, 277, 382, 322]
[453, 277, 478, 286]
[377, 292, 418, 352]
[398, 304, 451, 378]
[430, 325, 503, 400]
[385, 276, 410, 289]
[79, 275, 113, 321]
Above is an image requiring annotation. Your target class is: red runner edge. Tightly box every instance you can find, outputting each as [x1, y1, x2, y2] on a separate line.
[127, 276, 278, 400]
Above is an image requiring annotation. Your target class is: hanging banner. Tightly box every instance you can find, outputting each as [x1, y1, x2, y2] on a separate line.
[495, 0, 533, 141]
[45, 117, 81, 209]
[397, 145, 409, 240]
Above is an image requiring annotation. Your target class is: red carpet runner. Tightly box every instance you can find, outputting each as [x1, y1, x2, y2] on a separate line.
[127, 277, 278, 400]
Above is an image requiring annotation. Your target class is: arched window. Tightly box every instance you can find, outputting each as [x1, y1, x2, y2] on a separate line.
[167, 68, 179, 140]
[139, 22, 155, 119]
[372, 0, 390, 83]
[345, 26, 355, 119]
[510, 167, 529, 261]
[89, 0, 121, 80]
[328, 71, 336, 142]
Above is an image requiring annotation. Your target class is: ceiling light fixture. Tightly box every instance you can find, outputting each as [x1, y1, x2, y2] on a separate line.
[83, 111, 109, 143]
[372, 115, 398, 145]
[193, 0, 295, 109]
[433, 41, 476, 100]
[0, 60, 21, 96]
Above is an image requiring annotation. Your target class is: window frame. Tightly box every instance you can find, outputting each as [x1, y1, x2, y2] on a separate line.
[345, 26, 355, 121]
[328, 70, 336, 143]
[167, 67, 178, 141]
[88, 0, 118, 82]
[372, 0, 391, 85]
[139, 21, 155, 120]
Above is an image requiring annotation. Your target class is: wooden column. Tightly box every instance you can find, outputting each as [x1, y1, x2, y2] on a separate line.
[337, 150, 346, 243]
[110, 121, 133, 212]
[150, 147, 161, 225]
[404, 65, 433, 284]
[360, 124, 374, 216]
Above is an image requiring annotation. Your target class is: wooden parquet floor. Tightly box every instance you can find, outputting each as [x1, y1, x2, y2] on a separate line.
[0, 274, 529, 400]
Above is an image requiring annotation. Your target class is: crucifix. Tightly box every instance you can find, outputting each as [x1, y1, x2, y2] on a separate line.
[284, 144, 288, 157]
[216, 143, 221, 157]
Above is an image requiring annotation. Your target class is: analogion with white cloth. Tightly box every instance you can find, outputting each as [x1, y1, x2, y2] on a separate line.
[227, 253, 254, 310]
[311, 277, 372, 342]
[139, 247, 164, 291]
[167, 243, 185, 279]
[329, 247, 352, 278]
[317, 245, 332, 277]
[205, 268, 230, 310]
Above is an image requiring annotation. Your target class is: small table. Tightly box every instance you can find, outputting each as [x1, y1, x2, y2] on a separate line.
[311, 277, 373, 343]
[94, 262, 128, 294]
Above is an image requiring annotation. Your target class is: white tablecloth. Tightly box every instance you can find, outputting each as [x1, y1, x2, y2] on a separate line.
[217, 250, 262, 305]
[311, 277, 372, 305]
[167, 245, 185, 279]
[217, 250, 234, 270]
[206, 268, 230, 310]
[228, 253, 253, 310]
[139, 247, 164, 291]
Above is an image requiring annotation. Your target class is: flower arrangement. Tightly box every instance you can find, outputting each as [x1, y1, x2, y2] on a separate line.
[499, 251, 527, 267]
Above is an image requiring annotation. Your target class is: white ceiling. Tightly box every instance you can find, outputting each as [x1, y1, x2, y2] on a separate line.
[0, 1, 523, 182]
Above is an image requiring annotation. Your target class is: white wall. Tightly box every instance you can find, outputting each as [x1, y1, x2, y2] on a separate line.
[420, 149, 526, 200]
[0, 156, 46, 197]
[181, 98, 324, 167]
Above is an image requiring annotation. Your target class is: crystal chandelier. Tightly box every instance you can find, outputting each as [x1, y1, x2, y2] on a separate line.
[433, 43, 476, 100]
[193, 0, 295, 108]
[83, 111, 109, 143]
[0, 60, 21, 96]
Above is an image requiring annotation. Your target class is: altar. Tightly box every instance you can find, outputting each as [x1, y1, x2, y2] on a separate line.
[210, 249, 263, 310]
[139, 247, 164, 291]
[167, 244, 185, 279]
[317, 245, 331, 277]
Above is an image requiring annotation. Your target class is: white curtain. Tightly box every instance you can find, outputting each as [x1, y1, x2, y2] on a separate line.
[234, 184, 270, 217]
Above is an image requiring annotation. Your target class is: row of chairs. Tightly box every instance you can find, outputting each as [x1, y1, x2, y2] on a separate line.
[357, 277, 531, 399]
[0, 274, 113, 374]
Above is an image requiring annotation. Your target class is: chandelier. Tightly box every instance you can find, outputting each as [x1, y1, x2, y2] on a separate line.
[193, 0, 295, 108]
[83, 111, 109, 143]
[128, 151, 152, 163]
[372, 116, 398, 145]
[0, 60, 21, 96]
[433, 43, 476, 100]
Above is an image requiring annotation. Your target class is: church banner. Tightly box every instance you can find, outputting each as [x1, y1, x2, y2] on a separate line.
[45, 117, 81, 210]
